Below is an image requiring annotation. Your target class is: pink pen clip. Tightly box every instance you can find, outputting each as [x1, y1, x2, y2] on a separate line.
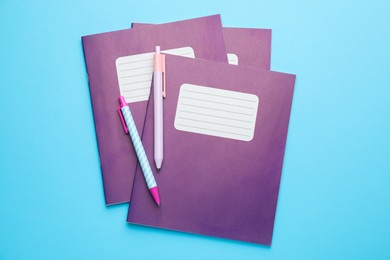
[154, 50, 166, 98]
[162, 54, 166, 98]
[117, 96, 129, 133]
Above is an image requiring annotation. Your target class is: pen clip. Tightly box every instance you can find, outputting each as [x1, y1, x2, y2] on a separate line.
[117, 106, 129, 134]
[161, 54, 166, 98]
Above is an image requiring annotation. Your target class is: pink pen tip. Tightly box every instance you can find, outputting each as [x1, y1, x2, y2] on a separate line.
[149, 187, 161, 207]
[118, 96, 127, 107]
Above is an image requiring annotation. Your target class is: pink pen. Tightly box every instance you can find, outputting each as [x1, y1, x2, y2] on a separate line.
[154, 46, 165, 170]
[118, 96, 160, 206]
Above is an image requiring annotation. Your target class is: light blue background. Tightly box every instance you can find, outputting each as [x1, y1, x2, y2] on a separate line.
[1, 0, 389, 259]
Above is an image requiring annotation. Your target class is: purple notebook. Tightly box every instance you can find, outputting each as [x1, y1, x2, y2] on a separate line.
[82, 15, 228, 205]
[132, 23, 271, 69]
[127, 55, 296, 245]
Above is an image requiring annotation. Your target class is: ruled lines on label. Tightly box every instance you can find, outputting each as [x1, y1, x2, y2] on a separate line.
[174, 83, 259, 141]
[116, 47, 195, 103]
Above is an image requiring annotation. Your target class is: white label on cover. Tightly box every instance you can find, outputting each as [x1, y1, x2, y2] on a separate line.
[227, 53, 238, 65]
[175, 83, 259, 141]
[116, 47, 195, 103]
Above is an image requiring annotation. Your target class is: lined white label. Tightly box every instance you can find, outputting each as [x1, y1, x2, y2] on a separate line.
[227, 53, 238, 65]
[174, 84, 259, 141]
[116, 47, 195, 103]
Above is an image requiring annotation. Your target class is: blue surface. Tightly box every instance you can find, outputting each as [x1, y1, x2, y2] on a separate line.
[1, 0, 389, 259]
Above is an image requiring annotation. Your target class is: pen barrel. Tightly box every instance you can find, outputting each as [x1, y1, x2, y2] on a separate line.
[121, 106, 157, 189]
[153, 71, 164, 168]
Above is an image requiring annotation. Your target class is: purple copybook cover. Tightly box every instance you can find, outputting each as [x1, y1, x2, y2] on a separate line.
[127, 55, 296, 245]
[132, 23, 272, 69]
[82, 15, 228, 205]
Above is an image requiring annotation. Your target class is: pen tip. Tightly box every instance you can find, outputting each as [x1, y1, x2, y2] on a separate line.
[158, 203, 161, 207]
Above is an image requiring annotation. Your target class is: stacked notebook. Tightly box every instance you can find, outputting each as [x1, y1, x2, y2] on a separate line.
[82, 14, 295, 246]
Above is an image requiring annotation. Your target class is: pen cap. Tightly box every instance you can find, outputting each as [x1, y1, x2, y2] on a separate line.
[118, 96, 127, 108]
[154, 47, 164, 72]
[154, 46, 166, 98]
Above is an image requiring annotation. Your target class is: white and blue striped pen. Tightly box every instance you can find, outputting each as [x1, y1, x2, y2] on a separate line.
[118, 96, 160, 206]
